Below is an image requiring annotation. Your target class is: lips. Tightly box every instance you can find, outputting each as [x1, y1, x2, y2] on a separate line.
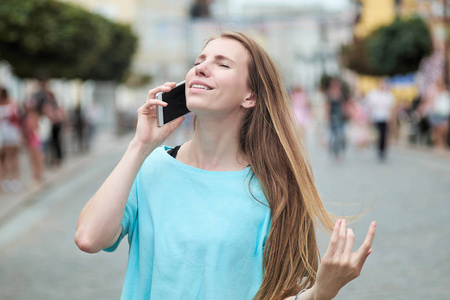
[189, 81, 213, 90]
[191, 84, 211, 90]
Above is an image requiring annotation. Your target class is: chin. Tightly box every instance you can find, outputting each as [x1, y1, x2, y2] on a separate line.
[186, 97, 205, 112]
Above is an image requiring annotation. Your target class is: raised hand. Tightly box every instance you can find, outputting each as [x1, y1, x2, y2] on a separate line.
[133, 82, 185, 152]
[313, 219, 377, 300]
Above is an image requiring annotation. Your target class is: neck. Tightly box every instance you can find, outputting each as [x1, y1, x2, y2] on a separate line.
[177, 115, 248, 171]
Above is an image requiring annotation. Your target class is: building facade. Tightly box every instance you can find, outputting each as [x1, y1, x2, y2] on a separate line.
[64, 0, 353, 91]
[0, 0, 354, 129]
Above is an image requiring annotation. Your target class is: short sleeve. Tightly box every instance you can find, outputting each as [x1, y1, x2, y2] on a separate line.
[103, 177, 139, 252]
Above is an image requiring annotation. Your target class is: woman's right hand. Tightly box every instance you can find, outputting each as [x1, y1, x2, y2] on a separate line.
[132, 82, 185, 153]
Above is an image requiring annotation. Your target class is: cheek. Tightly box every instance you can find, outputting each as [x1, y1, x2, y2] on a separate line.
[185, 68, 195, 82]
[232, 76, 251, 99]
[220, 72, 249, 94]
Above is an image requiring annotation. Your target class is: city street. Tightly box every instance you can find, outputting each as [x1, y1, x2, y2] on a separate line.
[0, 131, 449, 300]
[1, 0, 449, 299]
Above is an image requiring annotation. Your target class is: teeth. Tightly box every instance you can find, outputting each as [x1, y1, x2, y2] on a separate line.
[192, 84, 211, 90]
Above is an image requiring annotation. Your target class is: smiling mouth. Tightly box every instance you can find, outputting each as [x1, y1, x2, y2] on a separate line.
[191, 84, 212, 90]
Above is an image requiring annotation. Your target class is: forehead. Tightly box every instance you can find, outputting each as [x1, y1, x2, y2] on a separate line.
[201, 38, 249, 64]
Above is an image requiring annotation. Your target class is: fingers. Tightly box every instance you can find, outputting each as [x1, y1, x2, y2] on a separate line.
[326, 219, 351, 259]
[138, 99, 166, 118]
[142, 99, 167, 109]
[319, 220, 376, 288]
[146, 82, 177, 101]
[334, 220, 347, 258]
[325, 219, 342, 256]
[141, 81, 177, 114]
[356, 221, 377, 260]
[165, 116, 185, 132]
[342, 228, 355, 261]
[325, 220, 377, 266]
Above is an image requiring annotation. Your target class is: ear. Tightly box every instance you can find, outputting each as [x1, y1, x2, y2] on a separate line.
[241, 92, 256, 109]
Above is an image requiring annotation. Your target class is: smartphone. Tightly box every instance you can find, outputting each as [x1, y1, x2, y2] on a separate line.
[156, 81, 190, 127]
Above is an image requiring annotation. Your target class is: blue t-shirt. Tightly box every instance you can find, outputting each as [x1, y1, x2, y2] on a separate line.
[105, 146, 272, 299]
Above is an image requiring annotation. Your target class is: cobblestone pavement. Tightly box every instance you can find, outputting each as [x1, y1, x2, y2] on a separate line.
[308, 139, 450, 300]
[0, 130, 449, 299]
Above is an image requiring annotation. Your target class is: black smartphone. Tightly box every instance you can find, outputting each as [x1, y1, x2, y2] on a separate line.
[156, 81, 190, 127]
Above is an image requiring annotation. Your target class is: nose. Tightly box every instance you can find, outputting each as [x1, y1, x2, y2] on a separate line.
[194, 62, 210, 77]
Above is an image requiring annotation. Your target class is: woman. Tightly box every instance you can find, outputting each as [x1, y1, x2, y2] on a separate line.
[22, 100, 44, 187]
[428, 80, 450, 151]
[32, 79, 66, 166]
[75, 32, 376, 300]
[0, 86, 22, 192]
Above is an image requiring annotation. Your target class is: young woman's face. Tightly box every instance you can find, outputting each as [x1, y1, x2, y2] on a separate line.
[185, 38, 254, 119]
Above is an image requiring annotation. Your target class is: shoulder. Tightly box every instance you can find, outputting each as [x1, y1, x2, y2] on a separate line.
[135, 146, 175, 182]
[150, 145, 172, 159]
[141, 146, 169, 168]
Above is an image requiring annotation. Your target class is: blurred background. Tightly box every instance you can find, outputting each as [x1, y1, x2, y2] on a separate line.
[0, 0, 449, 299]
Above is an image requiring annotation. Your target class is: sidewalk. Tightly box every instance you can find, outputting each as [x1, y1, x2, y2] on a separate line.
[0, 129, 134, 224]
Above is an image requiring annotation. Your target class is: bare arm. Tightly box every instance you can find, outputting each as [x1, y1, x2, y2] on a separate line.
[284, 220, 377, 300]
[74, 82, 184, 253]
[74, 141, 151, 253]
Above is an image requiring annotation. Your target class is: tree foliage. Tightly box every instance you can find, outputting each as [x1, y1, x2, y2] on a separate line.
[81, 23, 137, 82]
[0, 0, 137, 82]
[342, 16, 433, 76]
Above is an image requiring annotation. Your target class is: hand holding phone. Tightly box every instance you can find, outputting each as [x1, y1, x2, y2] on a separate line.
[156, 81, 190, 127]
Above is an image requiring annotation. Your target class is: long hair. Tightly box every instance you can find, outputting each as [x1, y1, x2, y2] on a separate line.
[213, 32, 336, 299]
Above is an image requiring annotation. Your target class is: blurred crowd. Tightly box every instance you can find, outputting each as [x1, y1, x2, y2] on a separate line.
[1, 74, 449, 194]
[0, 80, 100, 194]
[290, 76, 450, 162]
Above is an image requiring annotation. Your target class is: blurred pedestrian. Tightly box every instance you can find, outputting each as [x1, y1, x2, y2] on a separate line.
[325, 78, 348, 160]
[347, 96, 371, 151]
[0, 86, 22, 192]
[365, 79, 395, 161]
[22, 100, 44, 188]
[408, 94, 432, 146]
[32, 79, 66, 166]
[426, 79, 450, 152]
[290, 85, 311, 139]
[310, 89, 328, 149]
[38, 109, 52, 159]
[76, 31, 376, 300]
[72, 103, 87, 153]
[85, 100, 102, 151]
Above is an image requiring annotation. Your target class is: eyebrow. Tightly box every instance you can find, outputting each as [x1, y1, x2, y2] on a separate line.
[196, 54, 235, 65]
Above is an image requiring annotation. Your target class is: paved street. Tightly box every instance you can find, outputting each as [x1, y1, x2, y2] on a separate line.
[0, 139, 130, 300]
[308, 140, 450, 300]
[0, 130, 449, 300]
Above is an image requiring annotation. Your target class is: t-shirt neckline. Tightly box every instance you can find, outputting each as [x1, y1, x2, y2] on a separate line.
[161, 145, 252, 176]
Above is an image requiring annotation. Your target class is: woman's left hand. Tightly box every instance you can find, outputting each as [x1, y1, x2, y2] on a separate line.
[313, 219, 376, 300]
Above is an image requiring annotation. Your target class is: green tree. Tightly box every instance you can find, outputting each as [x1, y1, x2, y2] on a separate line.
[0, 0, 137, 82]
[342, 16, 433, 76]
[80, 23, 137, 82]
